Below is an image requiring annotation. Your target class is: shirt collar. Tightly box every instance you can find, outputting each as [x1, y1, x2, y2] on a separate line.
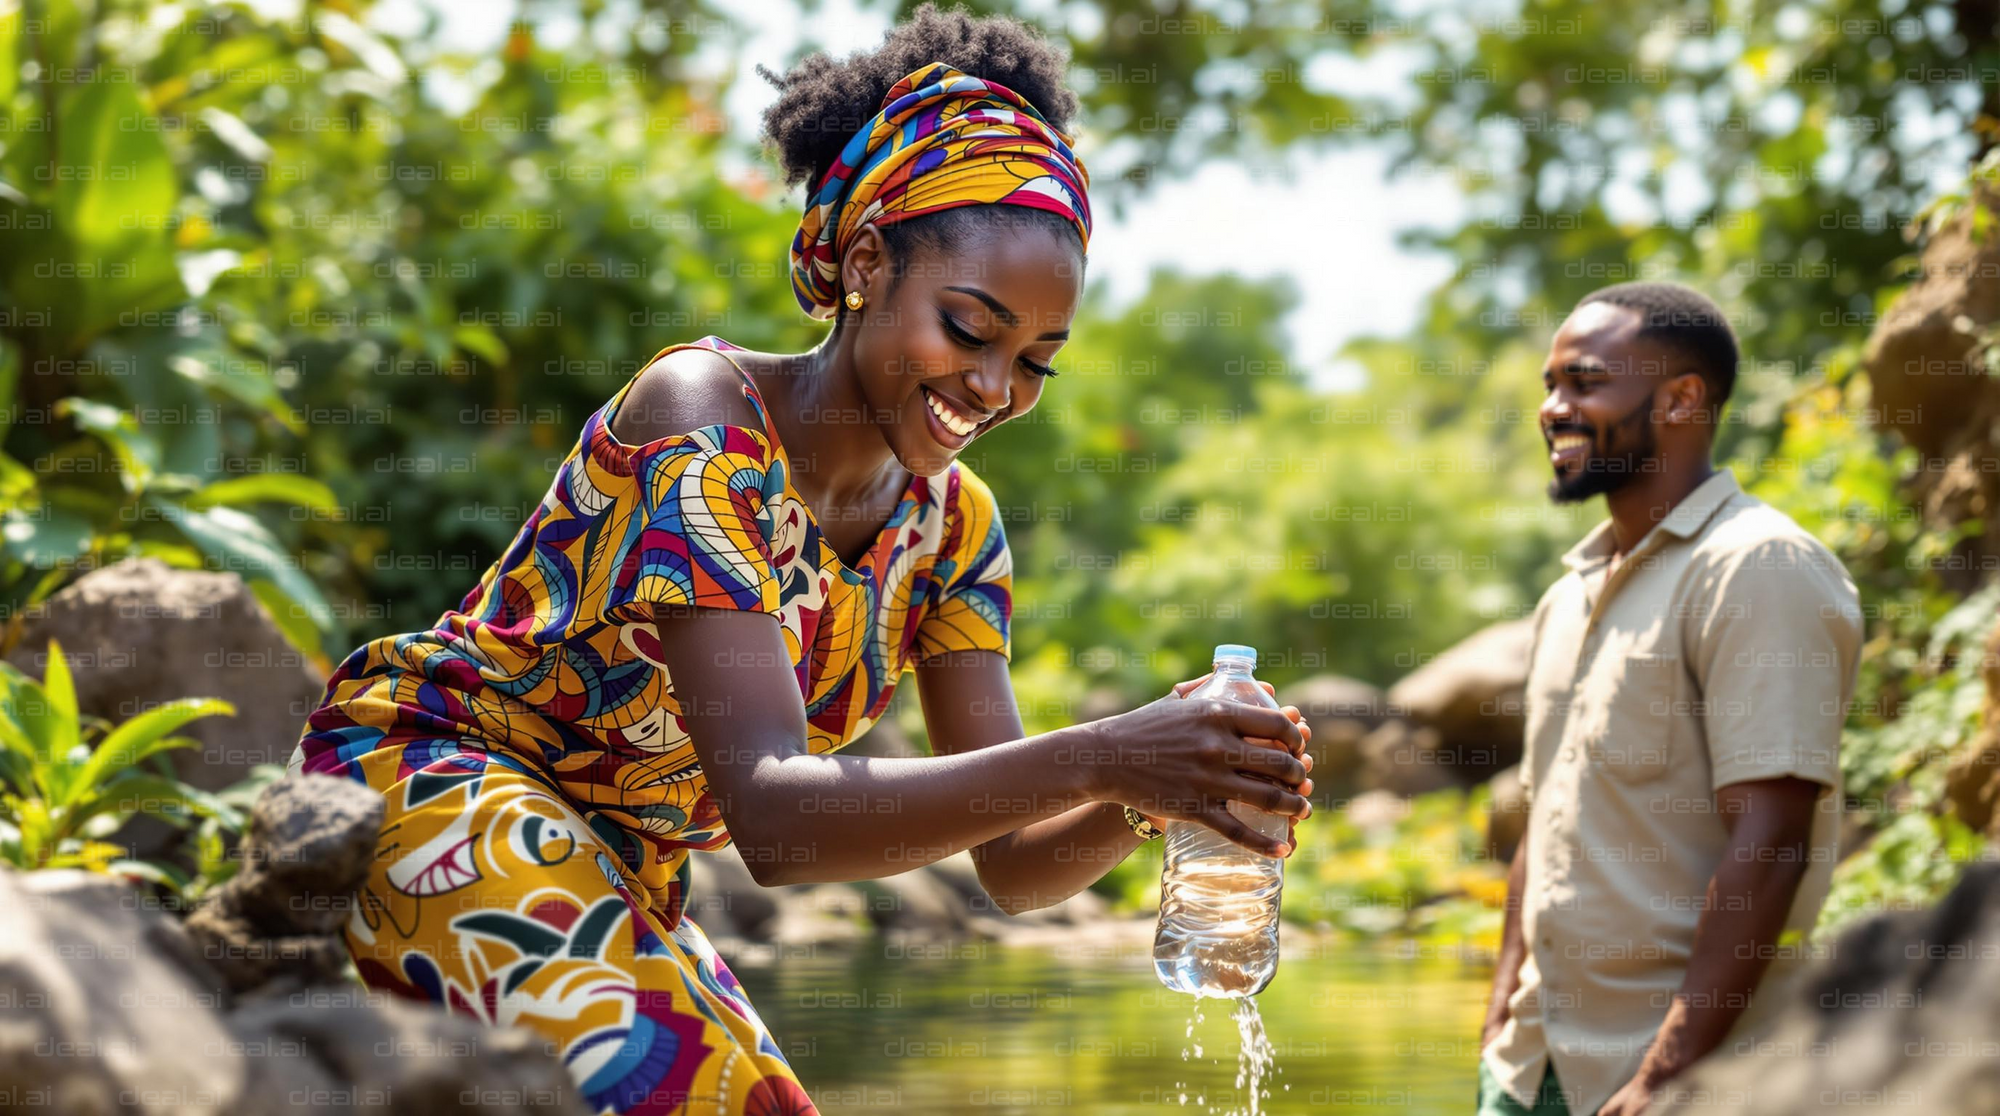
[1655, 468, 1741, 540]
[1559, 468, 1741, 572]
[1561, 519, 1617, 573]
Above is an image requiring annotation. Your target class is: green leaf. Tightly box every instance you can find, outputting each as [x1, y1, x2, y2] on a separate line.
[150, 501, 332, 632]
[167, 350, 298, 432]
[52, 78, 177, 247]
[0, 451, 35, 506]
[68, 771, 228, 833]
[0, 744, 27, 796]
[453, 323, 508, 366]
[0, 671, 42, 777]
[70, 702, 230, 807]
[0, 339, 19, 445]
[194, 817, 229, 873]
[248, 578, 327, 668]
[185, 474, 338, 512]
[130, 538, 207, 568]
[8, 793, 50, 865]
[112, 857, 193, 896]
[213, 763, 284, 814]
[178, 36, 287, 109]
[196, 106, 274, 164]
[54, 397, 160, 492]
[315, 10, 410, 85]
[37, 640, 79, 766]
[0, 6, 18, 106]
[42, 839, 126, 872]
[21, 565, 72, 610]
[1, 505, 93, 567]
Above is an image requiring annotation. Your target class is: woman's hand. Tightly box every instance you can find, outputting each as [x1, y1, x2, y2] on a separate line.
[1167, 675, 1316, 763]
[1161, 675, 1316, 852]
[1083, 675, 1314, 857]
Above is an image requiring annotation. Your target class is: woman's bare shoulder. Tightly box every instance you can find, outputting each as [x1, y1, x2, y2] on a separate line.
[610, 345, 763, 446]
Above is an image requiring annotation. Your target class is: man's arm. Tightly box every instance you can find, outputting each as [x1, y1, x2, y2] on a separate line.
[1481, 827, 1530, 1051]
[1600, 534, 1858, 1116]
[1484, 585, 1550, 1053]
[1597, 776, 1822, 1115]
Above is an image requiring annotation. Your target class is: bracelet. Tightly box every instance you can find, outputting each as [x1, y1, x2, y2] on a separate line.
[1122, 805, 1165, 841]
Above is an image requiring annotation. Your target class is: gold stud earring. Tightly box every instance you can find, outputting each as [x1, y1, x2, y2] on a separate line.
[844, 291, 865, 311]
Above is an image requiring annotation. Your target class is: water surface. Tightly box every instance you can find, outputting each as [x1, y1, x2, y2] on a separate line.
[733, 927, 1493, 1114]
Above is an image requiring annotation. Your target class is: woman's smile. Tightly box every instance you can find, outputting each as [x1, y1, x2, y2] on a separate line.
[920, 384, 990, 449]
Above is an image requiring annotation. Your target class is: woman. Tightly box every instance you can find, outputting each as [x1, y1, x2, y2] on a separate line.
[294, 8, 1312, 1115]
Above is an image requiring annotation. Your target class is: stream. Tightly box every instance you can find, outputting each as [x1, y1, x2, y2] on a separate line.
[734, 929, 1493, 1114]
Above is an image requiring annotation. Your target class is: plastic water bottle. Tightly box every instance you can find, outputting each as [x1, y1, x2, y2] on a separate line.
[1153, 644, 1289, 998]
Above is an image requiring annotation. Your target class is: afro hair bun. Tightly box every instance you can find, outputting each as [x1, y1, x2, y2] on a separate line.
[757, 3, 1078, 192]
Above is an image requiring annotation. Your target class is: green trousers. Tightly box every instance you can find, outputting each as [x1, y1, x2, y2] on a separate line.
[1476, 1059, 1570, 1116]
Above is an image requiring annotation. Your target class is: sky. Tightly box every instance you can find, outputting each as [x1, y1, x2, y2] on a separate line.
[351, 0, 1466, 391]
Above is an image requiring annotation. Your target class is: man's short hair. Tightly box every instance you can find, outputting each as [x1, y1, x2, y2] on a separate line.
[1576, 282, 1738, 407]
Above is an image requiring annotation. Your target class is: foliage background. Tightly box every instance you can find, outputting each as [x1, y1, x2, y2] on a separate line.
[2, 0, 1996, 938]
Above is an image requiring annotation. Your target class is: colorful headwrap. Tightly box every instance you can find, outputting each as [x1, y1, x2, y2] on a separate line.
[788, 62, 1093, 320]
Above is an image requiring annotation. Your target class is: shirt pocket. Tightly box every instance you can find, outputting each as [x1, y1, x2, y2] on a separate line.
[1585, 651, 1681, 782]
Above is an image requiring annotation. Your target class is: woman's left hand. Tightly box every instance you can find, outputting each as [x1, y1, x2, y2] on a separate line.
[1150, 677, 1315, 841]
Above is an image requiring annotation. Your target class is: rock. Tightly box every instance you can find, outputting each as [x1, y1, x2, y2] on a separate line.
[1284, 674, 1389, 800]
[228, 984, 590, 1115]
[180, 909, 356, 995]
[1302, 717, 1371, 803]
[1654, 862, 2000, 1115]
[1355, 719, 1460, 796]
[0, 869, 240, 1116]
[184, 772, 383, 996]
[1386, 619, 1532, 778]
[1021, 885, 1111, 928]
[858, 866, 973, 935]
[1945, 619, 2000, 836]
[3, 558, 329, 855]
[1862, 183, 2000, 459]
[921, 851, 1116, 934]
[0, 865, 588, 1116]
[1286, 674, 1388, 726]
[683, 844, 779, 939]
[1861, 184, 2000, 587]
[236, 771, 384, 934]
[920, 849, 992, 907]
[1484, 765, 1530, 862]
[766, 883, 872, 947]
[686, 844, 1125, 954]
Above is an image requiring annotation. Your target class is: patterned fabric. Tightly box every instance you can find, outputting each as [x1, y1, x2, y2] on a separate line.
[789, 62, 1092, 319]
[349, 744, 814, 1116]
[294, 335, 1013, 1115]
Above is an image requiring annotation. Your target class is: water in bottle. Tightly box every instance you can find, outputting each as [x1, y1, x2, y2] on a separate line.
[1152, 644, 1289, 998]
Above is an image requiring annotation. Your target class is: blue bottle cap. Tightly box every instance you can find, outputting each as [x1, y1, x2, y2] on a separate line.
[1212, 644, 1257, 665]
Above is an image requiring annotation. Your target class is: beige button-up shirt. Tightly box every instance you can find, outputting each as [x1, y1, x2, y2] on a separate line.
[1484, 469, 1862, 1116]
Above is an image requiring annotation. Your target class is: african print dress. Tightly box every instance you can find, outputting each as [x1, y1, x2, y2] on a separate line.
[293, 336, 1013, 1116]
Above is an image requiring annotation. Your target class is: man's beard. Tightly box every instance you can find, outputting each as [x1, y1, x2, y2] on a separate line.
[1547, 395, 1657, 505]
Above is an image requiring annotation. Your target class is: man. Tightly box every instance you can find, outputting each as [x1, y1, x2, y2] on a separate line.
[1477, 282, 1863, 1116]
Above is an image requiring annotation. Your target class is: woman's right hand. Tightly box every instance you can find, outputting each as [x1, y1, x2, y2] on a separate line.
[1081, 685, 1312, 857]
